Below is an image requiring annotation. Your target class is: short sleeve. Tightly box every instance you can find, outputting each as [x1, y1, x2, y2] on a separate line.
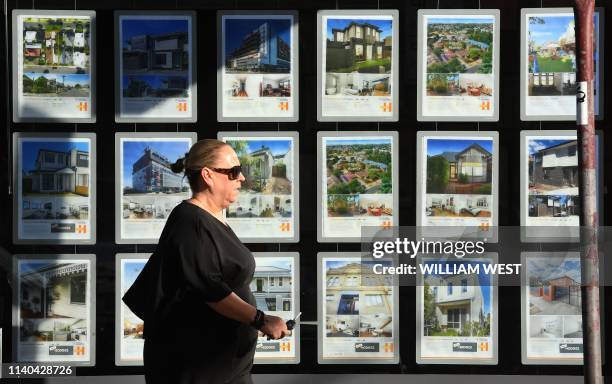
[174, 221, 233, 303]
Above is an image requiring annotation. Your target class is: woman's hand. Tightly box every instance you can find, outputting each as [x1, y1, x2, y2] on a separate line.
[260, 314, 288, 340]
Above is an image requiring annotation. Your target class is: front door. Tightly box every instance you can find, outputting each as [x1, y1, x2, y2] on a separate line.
[256, 278, 263, 292]
[450, 163, 457, 180]
[366, 45, 373, 60]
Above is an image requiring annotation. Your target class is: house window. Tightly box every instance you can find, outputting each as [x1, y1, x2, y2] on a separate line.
[356, 27, 362, 38]
[326, 294, 334, 301]
[447, 308, 462, 329]
[270, 277, 275, 286]
[377, 46, 383, 58]
[265, 298, 277, 311]
[42, 174, 55, 190]
[70, 275, 86, 305]
[461, 279, 468, 293]
[355, 44, 363, 57]
[432, 287, 438, 298]
[279, 278, 283, 287]
[364, 294, 383, 306]
[447, 282, 453, 295]
[533, 74, 540, 86]
[547, 73, 554, 86]
[44, 152, 55, 164]
[283, 299, 291, 311]
[77, 174, 88, 187]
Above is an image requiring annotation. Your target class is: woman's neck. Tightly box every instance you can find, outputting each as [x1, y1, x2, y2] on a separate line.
[188, 193, 227, 225]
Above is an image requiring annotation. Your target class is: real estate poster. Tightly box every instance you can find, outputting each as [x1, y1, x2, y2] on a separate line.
[219, 132, 299, 243]
[12, 10, 95, 122]
[218, 11, 298, 122]
[317, 10, 399, 122]
[317, 132, 399, 242]
[115, 133, 196, 244]
[416, 132, 498, 237]
[13, 133, 96, 244]
[13, 254, 96, 365]
[115, 254, 150, 366]
[520, 131, 603, 241]
[115, 11, 196, 122]
[417, 10, 500, 121]
[521, 253, 583, 365]
[318, 253, 399, 364]
[252, 253, 300, 364]
[416, 255, 498, 364]
[521, 9, 603, 120]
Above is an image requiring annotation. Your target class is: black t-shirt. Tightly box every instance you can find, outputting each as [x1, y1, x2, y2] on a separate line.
[123, 201, 257, 347]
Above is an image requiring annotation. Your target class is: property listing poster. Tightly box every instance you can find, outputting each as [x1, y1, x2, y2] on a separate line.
[117, 13, 195, 121]
[320, 13, 396, 120]
[418, 134, 497, 230]
[417, 256, 497, 364]
[522, 253, 583, 364]
[117, 134, 195, 243]
[419, 12, 498, 120]
[14, 11, 94, 121]
[15, 135, 95, 243]
[117, 255, 149, 364]
[15, 256, 94, 363]
[221, 133, 297, 242]
[320, 255, 398, 363]
[252, 254, 299, 363]
[522, 10, 601, 119]
[220, 13, 297, 120]
[320, 133, 397, 241]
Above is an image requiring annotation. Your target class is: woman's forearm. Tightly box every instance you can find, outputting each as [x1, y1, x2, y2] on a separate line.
[207, 292, 257, 325]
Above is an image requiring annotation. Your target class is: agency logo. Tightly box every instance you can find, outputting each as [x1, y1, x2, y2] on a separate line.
[452, 342, 477, 352]
[354, 343, 379, 352]
[559, 343, 583, 353]
[49, 345, 73, 355]
[256, 343, 280, 352]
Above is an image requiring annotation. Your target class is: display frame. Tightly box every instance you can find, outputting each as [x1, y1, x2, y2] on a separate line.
[114, 10, 197, 123]
[114, 132, 197, 244]
[252, 252, 300, 365]
[317, 131, 399, 243]
[520, 8, 604, 121]
[317, 252, 400, 364]
[12, 132, 97, 245]
[218, 131, 300, 243]
[115, 253, 150, 366]
[12, 254, 97, 366]
[12, 9, 97, 123]
[415, 131, 499, 240]
[415, 253, 499, 365]
[416, 9, 501, 122]
[216, 10, 299, 122]
[316, 9, 399, 122]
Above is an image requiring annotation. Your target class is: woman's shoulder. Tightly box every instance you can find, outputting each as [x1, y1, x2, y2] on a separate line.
[169, 201, 216, 228]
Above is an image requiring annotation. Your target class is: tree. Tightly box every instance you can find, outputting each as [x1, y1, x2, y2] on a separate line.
[426, 156, 449, 193]
[423, 282, 438, 335]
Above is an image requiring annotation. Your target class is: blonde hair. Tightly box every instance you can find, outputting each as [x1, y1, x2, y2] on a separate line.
[171, 139, 230, 192]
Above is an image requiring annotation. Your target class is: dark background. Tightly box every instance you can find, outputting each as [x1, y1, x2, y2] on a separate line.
[0, 0, 611, 378]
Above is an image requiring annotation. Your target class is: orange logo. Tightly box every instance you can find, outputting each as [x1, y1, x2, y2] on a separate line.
[76, 224, 87, 234]
[382, 221, 392, 229]
[177, 102, 188, 112]
[280, 223, 291, 232]
[479, 222, 490, 231]
[78, 102, 88, 111]
[381, 102, 392, 112]
[384, 343, 394, 353]
[480, 101, 490, 111]
[480, 342, 489, 352]
[75, 345, 85, 355]
[279, 101, 289, 111]
[280, 342, 291, 352]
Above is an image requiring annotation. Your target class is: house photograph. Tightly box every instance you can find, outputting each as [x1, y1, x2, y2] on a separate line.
[422, 260, 492, 337]
[250, 259, 293, 313]
[528, 139, 578, 195]
[528, 195, 579, 218]
[22, 17, 91, 74]
[21, 140, 90, 220]
[426, 138, 493, 195]
[23, 73, 90, 97]
[19, 260, 89, 342]
[224, 18, 291, 74]
[528, 15, 576, 74]
[122, 74, 189, 98]
[121, 140, 190, 220]
[426, 73, 460, 96]
[227, 194, 292, 219]
[325, 73, 391, 96]
[122, 261, 146, 340]
[426, 17, 494, 75]
[527, 258, 581, 316]
[326, 18, 392, 74]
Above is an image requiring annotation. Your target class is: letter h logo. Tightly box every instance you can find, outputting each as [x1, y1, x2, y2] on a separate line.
[480, 101, 490, 111]
[381, 102, 392, 112]
[384, 343, 394, 353]
[75, 346, 85, 355]
[280, 342, 291, 352]
[78, 102, 88, 111]
[279, 102, 289, 111]
[76, 224, 87, 234]
[177, 102, 188, 112]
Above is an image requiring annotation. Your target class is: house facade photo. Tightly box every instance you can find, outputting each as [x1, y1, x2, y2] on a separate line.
[250, 262, 292, 312]
[528, 139, 578, 194]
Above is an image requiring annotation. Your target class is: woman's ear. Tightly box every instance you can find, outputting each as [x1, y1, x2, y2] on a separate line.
[200, 167, 213, 188]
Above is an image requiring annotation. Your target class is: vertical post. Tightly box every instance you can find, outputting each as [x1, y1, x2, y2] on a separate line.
[574, 2, 602, 384]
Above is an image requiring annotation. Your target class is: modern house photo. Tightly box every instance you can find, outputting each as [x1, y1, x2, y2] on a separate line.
[422, 260, 492, 337]
[527, 258, 582, 316]
[325, 73, 391, 96]
[225, 18, 291, 73]
[326, 18, 392, 73]
[426, 139, 493, 195]
[250, 259, 293, 313]
[528, 139, 579, 195]
[528, 195, 579, 218]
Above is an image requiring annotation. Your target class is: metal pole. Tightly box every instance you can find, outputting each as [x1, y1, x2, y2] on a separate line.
[574, 2, 602, 384]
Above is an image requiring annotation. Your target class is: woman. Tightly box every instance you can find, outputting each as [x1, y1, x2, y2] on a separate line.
[123, 139, 288, 384]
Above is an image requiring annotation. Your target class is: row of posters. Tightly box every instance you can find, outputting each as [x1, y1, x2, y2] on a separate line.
[12, 130, 601, 244]
[11, 8, 604, 122]
[11, 252, 584, 365]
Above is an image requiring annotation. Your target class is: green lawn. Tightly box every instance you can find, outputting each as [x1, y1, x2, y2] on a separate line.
[334, 58, 391, 73]
[536, 56, 574, 72]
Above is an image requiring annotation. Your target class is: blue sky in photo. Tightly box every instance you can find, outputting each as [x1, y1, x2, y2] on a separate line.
[122, 19, 188, 45]
[427, 139, 493, 156]
[327, 18, 392, 40]
[225, 19, 291, 56]
[528, 15, 574, 45]
[122, 75, 187, 90]
[326, 259, 356, 270]
[227, 139, 291, 156]
[123, 260, 146, 289]
[428, 18, 494, 25]
[122, 140, 190, 187]
[528, 139, 573, 155]
[22, 141, 89, 173]
[24, 73, 90, 87]
[424, 259, 492, 315]
[327, 138, 391, 146]
[256, 259, 292, 271]
[527, 258, 581, 284]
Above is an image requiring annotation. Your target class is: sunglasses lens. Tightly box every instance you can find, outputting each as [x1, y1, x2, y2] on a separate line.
[231, 165, 242, 180]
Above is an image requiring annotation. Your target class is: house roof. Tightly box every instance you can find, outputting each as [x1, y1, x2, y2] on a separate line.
[435, 151, 459, 162]
[457, 143, 492, 157]
[544, 270, 581, 285]
[250, 146, 272, 157]
[332, 22, 383, 34]
[537, 140, 576, 154]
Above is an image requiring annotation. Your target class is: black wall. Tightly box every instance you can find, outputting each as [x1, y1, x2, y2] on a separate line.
[1, 0, 611, 378]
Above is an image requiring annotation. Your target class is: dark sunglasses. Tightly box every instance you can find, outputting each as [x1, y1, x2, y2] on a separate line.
[210, 165, 242, 180]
